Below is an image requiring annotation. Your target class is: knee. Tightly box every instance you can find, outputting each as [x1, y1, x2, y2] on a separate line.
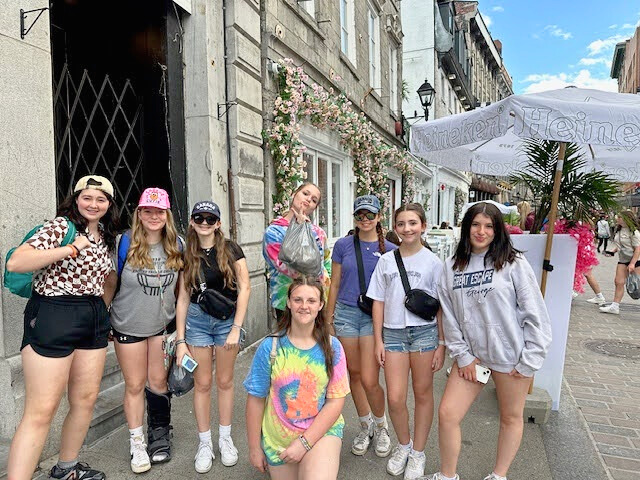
[216, 374, 234, 392]
[147, 373, 167, 393]
[499, 411, 523, 428]
[387, 394, 406, 413]
[412, 383, 433, 405]
[24, 400, 59, 428]
[361, 375, 380, 394]
[124, 379, 146, 398]
[615, 278, 626, 288]
[348, 369, 362, 386]
[69, 389, 99, 411]
[194, 376, 212, 393]
[438, 402, 462, 427]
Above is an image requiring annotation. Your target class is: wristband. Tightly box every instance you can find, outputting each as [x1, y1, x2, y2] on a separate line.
[438, 340, 445, 346]
[68, 245, 79, 258]
[175, 339, 186, 346]
[299, 435, 312, 451]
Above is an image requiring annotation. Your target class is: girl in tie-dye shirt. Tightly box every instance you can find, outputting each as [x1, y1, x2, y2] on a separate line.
[262, 183, 331, 319]
[244, 276, 349, 479]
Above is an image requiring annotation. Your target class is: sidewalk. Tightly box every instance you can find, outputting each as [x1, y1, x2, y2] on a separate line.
[568, 253, 640, 480]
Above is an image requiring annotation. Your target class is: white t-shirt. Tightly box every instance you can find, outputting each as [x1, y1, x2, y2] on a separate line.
[367, 247, 444, 328]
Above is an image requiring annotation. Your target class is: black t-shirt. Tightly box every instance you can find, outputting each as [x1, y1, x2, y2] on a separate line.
[190, 240, 245, 303]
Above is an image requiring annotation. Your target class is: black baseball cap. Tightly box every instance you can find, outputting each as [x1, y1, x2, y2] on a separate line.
[191, 201, 221, 219]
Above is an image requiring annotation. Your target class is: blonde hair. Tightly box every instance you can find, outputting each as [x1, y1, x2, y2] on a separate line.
[517, 201, 531, 230]
[183, 224, 236, 294]
[127, 209, 184, 271]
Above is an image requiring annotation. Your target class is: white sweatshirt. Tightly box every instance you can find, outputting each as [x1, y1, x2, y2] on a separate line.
[437, 251, 552, 377]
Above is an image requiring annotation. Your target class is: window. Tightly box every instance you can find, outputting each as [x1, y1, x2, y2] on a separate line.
[300, 0, 315, 18]
[340, 0, 356, 64]
[368, 5, 381, 89]
[389, 46, 398, 115]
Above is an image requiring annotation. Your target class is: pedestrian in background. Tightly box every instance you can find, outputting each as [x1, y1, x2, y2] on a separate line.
[109, 187, 184, 473]
[244, 276, 349, 480]
[596, 214, 610, 253]
[368, 203, 445, 479]
[600, 211, 640, 315]
[429, 202, 552, 480]
[263, 182, 331, 321]
[7, 175, 120, 480]
[326, 195, 396, 458]
[175, 201, 250, 473]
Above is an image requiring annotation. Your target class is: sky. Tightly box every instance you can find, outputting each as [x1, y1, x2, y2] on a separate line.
[476, 0, 640, 94]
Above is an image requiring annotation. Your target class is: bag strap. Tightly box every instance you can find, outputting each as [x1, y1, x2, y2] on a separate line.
[60, 217, 77, 246]
[393, 249, 411, 294]
[270, 336, 278, 366]
[353, 236, 367, 296]
[117, 231, 131, 277]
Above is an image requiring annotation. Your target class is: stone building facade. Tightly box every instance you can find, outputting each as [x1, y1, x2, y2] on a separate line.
[611, 26, 640, 94]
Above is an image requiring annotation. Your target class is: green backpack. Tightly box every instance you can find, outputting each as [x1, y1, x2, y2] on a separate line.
[3, 217, 77, 298]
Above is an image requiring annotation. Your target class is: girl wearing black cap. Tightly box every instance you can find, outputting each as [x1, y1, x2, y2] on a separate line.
[175, 201, 251, 473]
[7, 175, 120, 480]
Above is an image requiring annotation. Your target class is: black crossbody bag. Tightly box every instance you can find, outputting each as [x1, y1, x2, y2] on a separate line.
[197, 282, 236, 320]
[393, 250, 440, 322]
[354, 236, 374, 315]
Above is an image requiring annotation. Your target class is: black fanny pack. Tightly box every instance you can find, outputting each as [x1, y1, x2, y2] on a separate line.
[354, 236, 373, 315]
[197, 283, 235, 320]
[394, 250, 440, 322]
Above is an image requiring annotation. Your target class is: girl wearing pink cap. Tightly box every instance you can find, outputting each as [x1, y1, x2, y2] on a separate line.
[109, 187, 185, 473]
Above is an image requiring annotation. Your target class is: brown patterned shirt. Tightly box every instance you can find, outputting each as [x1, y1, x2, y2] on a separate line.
[27, 217, 114, 296]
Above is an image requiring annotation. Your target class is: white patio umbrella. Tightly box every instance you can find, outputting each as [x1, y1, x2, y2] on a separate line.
[411, 87, 640, 294]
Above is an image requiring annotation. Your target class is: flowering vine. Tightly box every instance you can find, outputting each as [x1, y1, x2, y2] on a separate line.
[264, 58, 416, 217]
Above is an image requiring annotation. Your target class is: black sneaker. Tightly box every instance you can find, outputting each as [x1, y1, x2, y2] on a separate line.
[49, 462, 106, 479]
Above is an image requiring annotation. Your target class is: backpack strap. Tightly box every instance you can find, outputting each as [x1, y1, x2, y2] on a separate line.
[353, 236, 367, 296]
[60, 217, 77, 246]
[393, 250, 412, 294]
[117, 231, 132, 277]
[269, 336, 278, 366]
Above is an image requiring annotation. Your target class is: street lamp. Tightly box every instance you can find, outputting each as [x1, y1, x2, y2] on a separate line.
[417, 79, 436, 121]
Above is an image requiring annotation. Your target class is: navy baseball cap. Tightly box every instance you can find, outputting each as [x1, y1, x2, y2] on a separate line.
[191, 201, 221, 218]
[353, 195, 381, 214]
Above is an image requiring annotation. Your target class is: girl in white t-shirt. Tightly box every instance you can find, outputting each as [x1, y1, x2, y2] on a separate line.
[367, 203, 445, 480]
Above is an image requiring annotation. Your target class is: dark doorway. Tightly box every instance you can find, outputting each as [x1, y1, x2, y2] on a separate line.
[50, 0, 187, 229]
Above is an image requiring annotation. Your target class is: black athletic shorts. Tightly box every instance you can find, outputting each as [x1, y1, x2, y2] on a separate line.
[112, 320, 177, 344]
[618, 260, 640, 267]
[21, 292, 111, 358]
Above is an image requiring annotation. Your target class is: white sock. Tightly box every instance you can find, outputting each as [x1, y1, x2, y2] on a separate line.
[399, 440, 412, 451]
[198, 429, 212, 445]
[491, 473, 507, 480]
[219, 424, 231, 439]
[129, 426, 144, 441]
[611, 302, 620, 308]
[359, 413, 373, 427]
[440, 474, 458, 480]
[373, 413, 387, 428]
[410, 448, 425, 458]
[595, 292, 605, 299]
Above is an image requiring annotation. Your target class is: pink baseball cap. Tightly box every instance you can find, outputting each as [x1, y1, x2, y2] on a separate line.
[138, 187, 171, 210]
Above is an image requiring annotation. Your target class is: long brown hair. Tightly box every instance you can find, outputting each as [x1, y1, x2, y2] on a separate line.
[276, 276, 334, 378]
[127, 209, 184, 271]
[183, 223, 236, 293]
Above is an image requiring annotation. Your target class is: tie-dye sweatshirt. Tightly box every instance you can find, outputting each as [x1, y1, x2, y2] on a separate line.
[262, 217, 331, 310]
[243, 335, 349, 466]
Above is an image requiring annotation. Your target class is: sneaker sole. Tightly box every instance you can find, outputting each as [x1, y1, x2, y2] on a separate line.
[221, 456, 238, 467]
[131, 463, 151, 474]
[195, 463, 213, 474]
[351, 446, 369, 456]
[387, 465, 406, 476]
[375, 447, 392, 458]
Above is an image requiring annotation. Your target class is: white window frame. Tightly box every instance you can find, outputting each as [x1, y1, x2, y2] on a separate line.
[384, 170, 403, 231]
[300, 0, 315, 18]
[340, 0, 357, 65]
[368, 4, 381, 89]
[389, 45, 398, 115]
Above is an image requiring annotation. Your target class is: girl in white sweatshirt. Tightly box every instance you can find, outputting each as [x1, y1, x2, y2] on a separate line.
[427, 202, 552, 480]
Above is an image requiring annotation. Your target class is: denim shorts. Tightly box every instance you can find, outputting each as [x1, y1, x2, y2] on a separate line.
[333, 302, 374, 338]
[383, 325, 438, 353]
[185, 302, 243, 347]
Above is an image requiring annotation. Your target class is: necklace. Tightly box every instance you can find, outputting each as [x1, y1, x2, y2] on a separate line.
[203, 246, 214, 255]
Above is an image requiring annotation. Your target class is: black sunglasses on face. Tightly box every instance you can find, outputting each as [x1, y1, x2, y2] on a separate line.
[354, 212, 377, 221]
[192, 214, 218, 225]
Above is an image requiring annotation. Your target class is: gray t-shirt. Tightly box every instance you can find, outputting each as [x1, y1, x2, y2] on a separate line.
[110, 241, 180, 336]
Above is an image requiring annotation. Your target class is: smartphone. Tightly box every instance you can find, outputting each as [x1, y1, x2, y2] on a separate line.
[475, 364, 491, 384]
[181, 353, 198, 373]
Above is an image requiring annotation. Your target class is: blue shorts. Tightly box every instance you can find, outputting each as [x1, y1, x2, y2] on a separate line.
[383, 325, 438, 353]
[185, 302, 242, 347]
[333, 302, 373, 338]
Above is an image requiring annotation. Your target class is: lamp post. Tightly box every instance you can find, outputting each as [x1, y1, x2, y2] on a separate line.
[417, 79, 436, 121]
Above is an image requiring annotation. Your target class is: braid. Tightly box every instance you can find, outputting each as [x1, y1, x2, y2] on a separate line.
[376, 223, 386, 253]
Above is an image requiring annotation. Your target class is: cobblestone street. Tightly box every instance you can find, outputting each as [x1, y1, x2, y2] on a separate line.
[568, 253, 640, 480]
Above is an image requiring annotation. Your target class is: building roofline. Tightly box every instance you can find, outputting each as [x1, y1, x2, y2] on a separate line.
[610, 41, 627, 79]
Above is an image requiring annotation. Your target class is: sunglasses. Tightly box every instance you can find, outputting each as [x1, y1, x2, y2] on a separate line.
[192, 214, 219, 225]
[354, 212, 377, 221]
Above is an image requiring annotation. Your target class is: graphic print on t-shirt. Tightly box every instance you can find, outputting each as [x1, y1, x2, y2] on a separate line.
[452, 269, 495, 301]
[135, 256, 175, 296]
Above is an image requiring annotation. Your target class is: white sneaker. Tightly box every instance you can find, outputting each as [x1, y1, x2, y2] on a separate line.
[130, 437, 151, 474]
[423, 473, 460, 480]
[194, 442, 214, 473]
[587, 294, 606, 305]
[484, 474, 507, 480]
[219, 436, 239, 467]
[600, 303, 620, 315]
[387, 443, 411, 476]
[351, 421, 374, 455]
[374, 425, 392, 457]
[404, 451, 426, 479]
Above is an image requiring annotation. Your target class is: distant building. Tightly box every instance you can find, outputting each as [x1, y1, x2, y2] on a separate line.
[611, 26, 640, 94]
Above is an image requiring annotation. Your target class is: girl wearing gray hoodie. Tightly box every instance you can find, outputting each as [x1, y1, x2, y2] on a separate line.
[427, 202, 552, 480]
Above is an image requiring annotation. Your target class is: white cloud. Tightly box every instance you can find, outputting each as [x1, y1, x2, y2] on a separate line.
[609, 24, 618, 29]
[544, 25, 572, 40]
[492, 6, 504, 12]
[578, 57, 610, 67]
[587, 34, 627, 56]
[484, 14, 492, 28]
[522, 70, 618, 94]
[621, 21, 640, 29]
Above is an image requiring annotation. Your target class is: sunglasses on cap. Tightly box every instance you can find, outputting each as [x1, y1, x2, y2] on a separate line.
[192, 214, 219, 225]
[354, 212, 377, 221]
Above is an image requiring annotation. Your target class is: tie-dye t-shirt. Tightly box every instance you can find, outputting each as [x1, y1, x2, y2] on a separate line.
[243, 334, 350, 466]
[262, 217, 332, 311]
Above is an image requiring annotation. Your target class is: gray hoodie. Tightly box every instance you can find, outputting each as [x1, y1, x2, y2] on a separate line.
[437, 252, 552, 377]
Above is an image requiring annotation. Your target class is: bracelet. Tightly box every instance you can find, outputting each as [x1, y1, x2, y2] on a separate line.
[175, 339, 186, 346]
[231, 324, 243, 331]
[298, 435, 312, 451]
[68, 244, 79, 259]
[438, 340, 445, 346]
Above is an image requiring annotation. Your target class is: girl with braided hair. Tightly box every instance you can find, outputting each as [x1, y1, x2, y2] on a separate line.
[326, 195, 397, 459]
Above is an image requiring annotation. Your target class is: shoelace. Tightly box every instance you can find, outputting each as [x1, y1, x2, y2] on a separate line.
[131, 441, 148, 463]
[196, 442, 213, 460]
[220, 436, 238, 454]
